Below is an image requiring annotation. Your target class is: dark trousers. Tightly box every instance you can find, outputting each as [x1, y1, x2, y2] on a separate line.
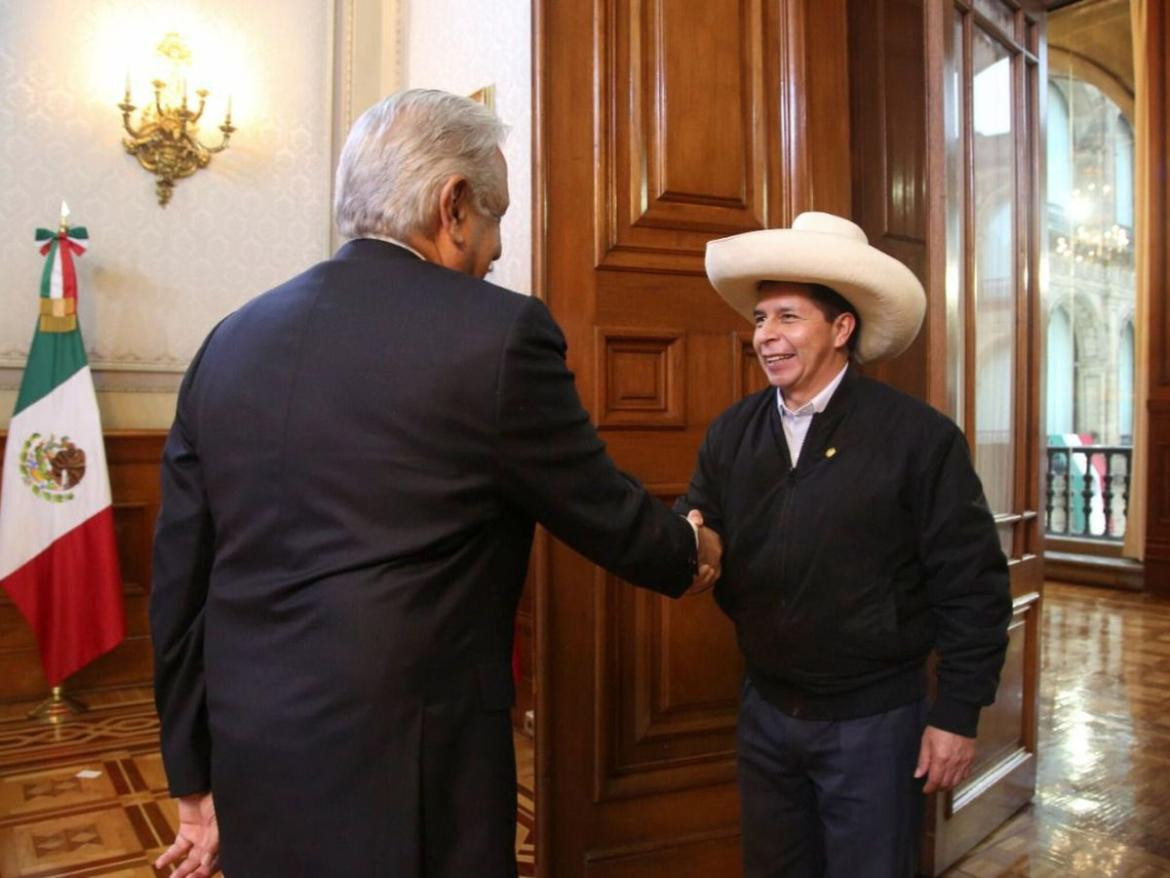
[737, 681, 927, 878]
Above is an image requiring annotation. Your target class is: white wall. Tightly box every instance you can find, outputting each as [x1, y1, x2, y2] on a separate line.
[0, 0, 336, 427]
[403, 0, 533, 295]
[0, 0, 536, 430]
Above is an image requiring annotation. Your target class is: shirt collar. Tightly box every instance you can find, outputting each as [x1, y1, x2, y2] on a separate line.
[362, 234, 429, 263]
[777, 362, 850, 417]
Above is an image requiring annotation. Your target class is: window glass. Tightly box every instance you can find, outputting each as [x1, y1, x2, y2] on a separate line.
[972, 29, 1016, 516]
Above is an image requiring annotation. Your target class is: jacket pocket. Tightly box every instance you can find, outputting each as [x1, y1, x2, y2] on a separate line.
[835, 579, 902, 660]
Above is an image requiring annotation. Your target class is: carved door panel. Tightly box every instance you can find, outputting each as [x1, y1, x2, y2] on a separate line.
[533, 0, 846, 874]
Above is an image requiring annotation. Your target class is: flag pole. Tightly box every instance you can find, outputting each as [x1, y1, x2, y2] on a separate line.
[27, 683, 88, 723]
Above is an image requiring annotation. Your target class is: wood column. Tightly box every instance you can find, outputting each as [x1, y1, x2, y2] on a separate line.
[1141, 1, 1170, 595]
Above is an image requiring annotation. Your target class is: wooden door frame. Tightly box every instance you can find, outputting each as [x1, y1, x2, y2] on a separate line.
[921, 1, 1046, 873]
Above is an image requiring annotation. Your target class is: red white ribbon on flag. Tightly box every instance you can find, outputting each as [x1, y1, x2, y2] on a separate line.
[39, 233, 87, 301]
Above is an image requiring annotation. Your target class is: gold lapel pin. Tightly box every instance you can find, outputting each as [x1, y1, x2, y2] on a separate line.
[825, 447, 837, 458]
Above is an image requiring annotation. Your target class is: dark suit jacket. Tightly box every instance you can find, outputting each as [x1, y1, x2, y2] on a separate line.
[150, 240, 697, 877]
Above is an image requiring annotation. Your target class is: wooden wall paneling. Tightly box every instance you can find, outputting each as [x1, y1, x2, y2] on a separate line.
[581, 829, 741, 877]
[598, 0, 772, 276]
[1021, 14, 1047, 572]
[926, 0, 965, 418]
[538, 0, 859, 869]
[1143, 1, 1170, 594]
[1148, 401, 1170, 590]
[595, 328, 687, 429]
[803, 0, 852, 214]
[0, 431, 166, 703]
[848, 0, 931, 402]
[922, 591, 1041, 873]
[849, 0, 1045, 872]
[732, 331, 770, 400]
[539, 0, 854, 873]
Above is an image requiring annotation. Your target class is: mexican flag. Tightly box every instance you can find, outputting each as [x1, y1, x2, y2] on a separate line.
[0, 220, 124, 686]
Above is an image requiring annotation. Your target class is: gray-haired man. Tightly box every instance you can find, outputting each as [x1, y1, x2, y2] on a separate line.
[150, 89, 720, 878]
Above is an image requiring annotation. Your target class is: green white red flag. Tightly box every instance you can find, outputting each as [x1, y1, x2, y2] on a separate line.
[0, 217, 124, 685]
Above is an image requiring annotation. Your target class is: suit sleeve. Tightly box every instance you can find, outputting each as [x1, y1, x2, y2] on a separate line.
[914, 423, 1013, 738]
[150, 334, 217, 797]
[496, 297, 696, 596]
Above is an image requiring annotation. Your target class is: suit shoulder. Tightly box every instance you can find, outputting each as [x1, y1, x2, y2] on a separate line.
[401, 262, 532, 321]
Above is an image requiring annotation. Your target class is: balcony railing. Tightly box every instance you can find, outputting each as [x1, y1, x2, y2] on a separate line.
[1044, 445, 1132, 542]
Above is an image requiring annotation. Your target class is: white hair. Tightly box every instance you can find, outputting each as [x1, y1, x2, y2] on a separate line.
[333, 89, 509, 240]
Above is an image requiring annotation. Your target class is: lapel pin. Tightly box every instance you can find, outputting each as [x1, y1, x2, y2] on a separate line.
[825, 447, 837, 458]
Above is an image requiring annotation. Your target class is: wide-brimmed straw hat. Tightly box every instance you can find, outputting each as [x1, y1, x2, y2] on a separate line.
[705, 212, 926, 364]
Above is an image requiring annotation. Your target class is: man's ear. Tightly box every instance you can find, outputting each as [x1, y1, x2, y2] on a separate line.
[437, 175, 471, 245]
[834, 312, 857, 350]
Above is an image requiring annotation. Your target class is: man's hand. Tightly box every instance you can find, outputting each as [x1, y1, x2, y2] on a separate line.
[685, 509, 722, 595]
[156, 792, 220, 876]
[914, 725, 976, 793]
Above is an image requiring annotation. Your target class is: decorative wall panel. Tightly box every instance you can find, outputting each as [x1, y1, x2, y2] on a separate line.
[599, 0, 772, 274]
[595, 328, 686, 428]
[732, 331, 768, 399]
[595, 570, 740, 800]
[591, 488, 741, 801]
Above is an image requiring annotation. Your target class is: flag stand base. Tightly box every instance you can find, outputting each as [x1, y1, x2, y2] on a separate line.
[27, 685, 88, 724]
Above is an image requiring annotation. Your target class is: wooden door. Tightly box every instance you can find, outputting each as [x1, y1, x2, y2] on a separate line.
[533, 1, 850, 874]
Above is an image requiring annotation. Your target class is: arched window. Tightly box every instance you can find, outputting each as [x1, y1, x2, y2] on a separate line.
[1046, 306, 1074, 437]
[1048, 83, 1072, 215]
[1115, 115, 1134, 229]
[1119, 321, 1134, 443]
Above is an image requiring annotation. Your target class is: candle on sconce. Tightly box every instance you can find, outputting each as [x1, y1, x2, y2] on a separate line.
[59, 200, 70, 231]
[118, 31, 236, 206]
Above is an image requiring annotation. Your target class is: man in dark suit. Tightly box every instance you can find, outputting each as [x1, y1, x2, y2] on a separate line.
[150, 89, 720, 878]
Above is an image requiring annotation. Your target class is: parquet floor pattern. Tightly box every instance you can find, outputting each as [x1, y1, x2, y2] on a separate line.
[944, 583, 1170, 877]
[0, 582, 1165, 876]
[0, 698, 534, 877]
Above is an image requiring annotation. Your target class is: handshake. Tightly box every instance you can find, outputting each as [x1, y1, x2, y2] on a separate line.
[685, 509, 722, 597]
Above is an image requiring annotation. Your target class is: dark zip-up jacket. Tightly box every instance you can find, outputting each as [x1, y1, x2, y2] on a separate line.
[677, 366, 1011, 737]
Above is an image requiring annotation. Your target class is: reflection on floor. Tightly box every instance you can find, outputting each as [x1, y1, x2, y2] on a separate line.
[0, 582, 1166, 876]
[944, 583, 1170, 876]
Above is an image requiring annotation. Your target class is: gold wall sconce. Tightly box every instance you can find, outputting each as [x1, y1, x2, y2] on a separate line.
[118, 33, 235, 206]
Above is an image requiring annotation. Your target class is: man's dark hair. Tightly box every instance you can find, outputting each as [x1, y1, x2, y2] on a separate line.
[807, 283, 861, 354]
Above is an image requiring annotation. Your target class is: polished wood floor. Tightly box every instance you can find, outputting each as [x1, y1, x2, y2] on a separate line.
[0, 582, 1166, 876]
[943, 583, 1170, 876]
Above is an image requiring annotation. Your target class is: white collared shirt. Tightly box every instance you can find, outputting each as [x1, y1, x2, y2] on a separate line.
[777, 363, 848, 466]
[363, 234, 428, 262]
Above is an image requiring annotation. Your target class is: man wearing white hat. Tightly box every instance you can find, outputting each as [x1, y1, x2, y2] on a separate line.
[678, 212, 1011, 876]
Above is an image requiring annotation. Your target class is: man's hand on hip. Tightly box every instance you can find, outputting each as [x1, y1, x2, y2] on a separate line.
[915, 725, 976, 793]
